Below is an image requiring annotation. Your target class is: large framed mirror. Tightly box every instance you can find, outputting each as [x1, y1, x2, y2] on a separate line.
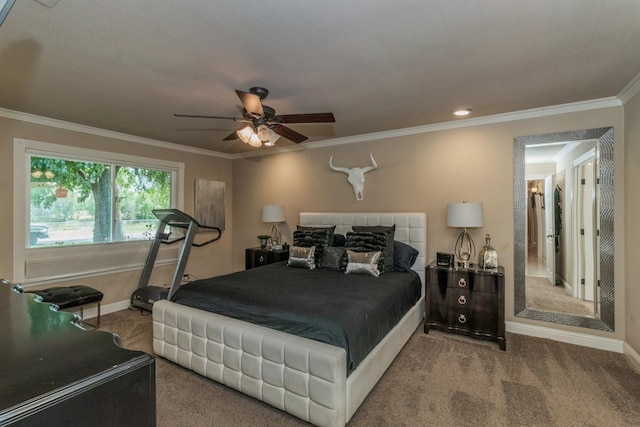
[513, 127, 614, 331]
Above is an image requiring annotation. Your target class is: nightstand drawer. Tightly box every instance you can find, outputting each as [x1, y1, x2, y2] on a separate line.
[428, 284, 470, 307]
[429, 302, 498, 335]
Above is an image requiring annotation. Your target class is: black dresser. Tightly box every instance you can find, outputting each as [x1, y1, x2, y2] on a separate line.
[0, 281, 156, 426]
[424, 261, 506, 350]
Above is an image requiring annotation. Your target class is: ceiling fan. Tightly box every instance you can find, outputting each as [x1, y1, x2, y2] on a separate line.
[174, 87, 335, 147]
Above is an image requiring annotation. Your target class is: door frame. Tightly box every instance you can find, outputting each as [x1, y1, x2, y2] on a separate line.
[571, 149, 598, 308]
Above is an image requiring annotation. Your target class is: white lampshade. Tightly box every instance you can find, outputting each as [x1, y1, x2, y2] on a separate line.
[262, 205, 285, 223]
[446, 202, 484, 228]
[248, 133, 262, 148]
[257, 125, 281, 146]
[236, 125, 254, 143]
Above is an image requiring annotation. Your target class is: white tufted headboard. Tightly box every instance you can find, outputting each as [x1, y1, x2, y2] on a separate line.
[299, 212, 427, 294]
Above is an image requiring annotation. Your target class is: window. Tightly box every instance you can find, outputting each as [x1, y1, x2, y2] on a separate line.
[29, 157, 172, 247]
[14, 139, 185, 284]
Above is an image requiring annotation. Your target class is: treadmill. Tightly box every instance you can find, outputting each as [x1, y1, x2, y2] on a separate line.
[131, 208, 222, 311]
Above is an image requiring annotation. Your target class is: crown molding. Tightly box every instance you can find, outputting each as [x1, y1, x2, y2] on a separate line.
[618, 71, 640, 104]
[0, 95, 623, 161]
[0, 107, 234, 159]
[234, 97, 622, 159]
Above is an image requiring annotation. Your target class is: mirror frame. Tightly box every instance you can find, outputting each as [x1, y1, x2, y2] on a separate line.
[513, 127, 614, 331]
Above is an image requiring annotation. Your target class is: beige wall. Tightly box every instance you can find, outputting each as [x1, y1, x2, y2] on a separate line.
[0, 116, 234, 305]
[625, 92, 640, 353]
[232, 107, 626, 340]
[0, 103, 631, 345]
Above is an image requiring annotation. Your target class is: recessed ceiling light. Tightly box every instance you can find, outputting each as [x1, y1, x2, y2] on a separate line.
[454, 109, 472, 116]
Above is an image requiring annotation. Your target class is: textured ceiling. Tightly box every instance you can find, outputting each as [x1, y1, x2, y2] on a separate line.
[0, 1, 639, 154]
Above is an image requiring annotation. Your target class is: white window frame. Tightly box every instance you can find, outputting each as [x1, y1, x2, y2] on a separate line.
[13, 138, 185, 286]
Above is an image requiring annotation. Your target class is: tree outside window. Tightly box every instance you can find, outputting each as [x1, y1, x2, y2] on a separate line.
[29, 156, 171, 247]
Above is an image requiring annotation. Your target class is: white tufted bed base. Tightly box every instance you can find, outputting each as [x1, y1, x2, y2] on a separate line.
[153, 212, 427, 427]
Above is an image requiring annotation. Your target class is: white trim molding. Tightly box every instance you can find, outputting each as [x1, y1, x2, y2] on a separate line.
[1, 96, 623, 161]
[236, 97, 623, 159]
[624, 342, 640, 373]
[617, 70, 640, 105]
[0, 107, 234, 159]
[506, 321, 624, 353]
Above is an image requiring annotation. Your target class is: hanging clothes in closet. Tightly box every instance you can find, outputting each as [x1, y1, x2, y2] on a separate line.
[554, 185, 563, 253]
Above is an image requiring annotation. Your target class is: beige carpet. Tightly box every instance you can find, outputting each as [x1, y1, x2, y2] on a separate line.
[526, 275, 594, 318]
[100, 309, 640, 426]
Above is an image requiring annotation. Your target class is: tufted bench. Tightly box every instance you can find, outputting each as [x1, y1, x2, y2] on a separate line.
[26, 286, 104, 328]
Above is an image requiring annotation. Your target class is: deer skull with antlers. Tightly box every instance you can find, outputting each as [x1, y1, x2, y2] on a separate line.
[329, 152, 378, 201]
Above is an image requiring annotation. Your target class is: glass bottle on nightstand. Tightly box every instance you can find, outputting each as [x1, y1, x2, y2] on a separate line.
[478, 233, 498, 269]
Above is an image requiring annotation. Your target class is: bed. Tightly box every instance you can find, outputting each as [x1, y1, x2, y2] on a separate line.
[153, 212, 427, 426]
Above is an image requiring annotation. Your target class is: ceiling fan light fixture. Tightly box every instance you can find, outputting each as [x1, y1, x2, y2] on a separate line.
[257, 125, 281, 146]
[237, 125, 254, 144]
[248, 133, 262, 148]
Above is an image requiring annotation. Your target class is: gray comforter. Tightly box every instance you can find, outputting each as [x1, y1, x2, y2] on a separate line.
[171, 262, 421, 374]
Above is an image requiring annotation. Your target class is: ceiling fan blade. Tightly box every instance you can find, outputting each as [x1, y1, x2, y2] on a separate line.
[235, 90, 264, 118]
[223, 130, 239, 141]
[275, 113, 335, 123]
[271, 124, 308, 143]
[174, 113, 246, 122]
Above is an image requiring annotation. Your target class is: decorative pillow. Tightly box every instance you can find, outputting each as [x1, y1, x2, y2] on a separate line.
[293, 230, 331, 264]
[332, 233, 346, 247]
[287, 245, 316, 269]
[319, 245, 346, 270]
[345, 250, 381, 277]
[342, 231, 387, 273]
[296, 225, 336, 249]
[352, 225, 395, 272]
[393, 240, 419, 272]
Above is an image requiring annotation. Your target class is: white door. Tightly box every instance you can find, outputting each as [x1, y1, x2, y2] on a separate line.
[579, 162, 596, 302]
[544, 176, 556, 286]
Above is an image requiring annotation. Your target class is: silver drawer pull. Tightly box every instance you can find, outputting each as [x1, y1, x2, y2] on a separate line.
[458, 314, 467, 324]
[259, 256, 265, 262]
[457, 278, 467, 287]
[457, 295, 467, 305]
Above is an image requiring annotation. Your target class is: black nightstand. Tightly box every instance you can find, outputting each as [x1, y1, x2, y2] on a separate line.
[245, 247, 290, 269]
[424, 261, 506, 350]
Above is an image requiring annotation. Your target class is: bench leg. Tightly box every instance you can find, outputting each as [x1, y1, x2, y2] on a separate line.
[78, 303, 101, 329]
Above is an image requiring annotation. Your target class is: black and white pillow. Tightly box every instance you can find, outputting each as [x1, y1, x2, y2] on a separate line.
[342, 231, 387, 273]
[293, 230, 331, 264]
[287, 245, 316, 269]
[352, 225, 395, 272]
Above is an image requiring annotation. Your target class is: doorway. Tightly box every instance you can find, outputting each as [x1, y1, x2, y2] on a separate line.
[525, 174, 594, 318]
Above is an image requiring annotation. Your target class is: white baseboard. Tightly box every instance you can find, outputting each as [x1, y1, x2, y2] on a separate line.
[506, 321, 624, 353]
[624, 342, 640, 373]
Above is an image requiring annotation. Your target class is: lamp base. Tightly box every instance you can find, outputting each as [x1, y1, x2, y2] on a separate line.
[454, 229, 476, 269]
[269, 223, 282, 247]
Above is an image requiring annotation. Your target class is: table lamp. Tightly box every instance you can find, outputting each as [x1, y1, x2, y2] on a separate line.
[262, 205, 285, 249]
[446, 202, 484, 268]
